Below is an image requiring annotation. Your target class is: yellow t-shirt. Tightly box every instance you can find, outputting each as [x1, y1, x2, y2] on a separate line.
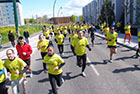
[116, 22, 120, 27]
[100, 25, 104, 30]
[72, 37, 89, 56]
[63, 30, 67, 34]
[44, 31, 50, 38]
[37, 39, 50, 52]
[138, 31, 140, 42]
[124, 25, 131, 34]
[104, 27, 110, 36]
[106, 32, 118, 46]
[43, 54, 64, 75]
[55, 34, 64, 45]
[69, 34, 78, 44]
[4, 58, 27, 80]
[0, 60, 6, 83]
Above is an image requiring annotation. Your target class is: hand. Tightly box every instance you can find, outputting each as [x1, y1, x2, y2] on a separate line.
[39, 45, 42, 49]
[23, 52, 27, 56]
[15, 71, 19, 75]
[44, 70, 47, 74]
[89, 48, 91, 51]
[54, 67, 59, 71]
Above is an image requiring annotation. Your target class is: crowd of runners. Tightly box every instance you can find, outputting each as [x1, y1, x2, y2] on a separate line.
[0, 21, 140, 94]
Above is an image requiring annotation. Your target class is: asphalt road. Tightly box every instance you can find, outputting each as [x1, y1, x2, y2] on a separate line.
[24, 33, 140, 94]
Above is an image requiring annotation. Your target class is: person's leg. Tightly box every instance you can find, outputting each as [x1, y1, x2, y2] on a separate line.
[124, 34, 128, 42]
[55, 73, 63, 87]
[110, 48, 113, 60]
[0, 80, 8, 94]
[128, 33, 131, 43]
[57, 45, 61, 54]
[11, 80, 18, 94]
[41, 52, 48, 70]
[76, 56, 82, 67]
[61, 45, 64, 54]
[49, 74, 58, 94]
[17, 78, 24, 94]
[82, 54, 87, 72]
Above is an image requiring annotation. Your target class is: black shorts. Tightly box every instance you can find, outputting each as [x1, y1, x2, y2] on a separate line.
[108, 46, 117, 48]
[24, 59, 31, 66]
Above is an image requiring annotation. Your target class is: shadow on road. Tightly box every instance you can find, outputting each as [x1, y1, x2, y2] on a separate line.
[35, 58, 42, 61]
[87, 60, 108, 66]
[63, 72, 81, 80]
[120, 49, 132, 52]
[62, 55, 74, 59]
[114, 55, 137, 61]
[38, 78, 49, 83]
[112, 64, 140, 73]
[64, 50, 72, 54]
[32, 69, 43, 75]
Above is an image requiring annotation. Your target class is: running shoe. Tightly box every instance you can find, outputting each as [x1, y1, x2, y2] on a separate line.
[81, 72, 86, 77]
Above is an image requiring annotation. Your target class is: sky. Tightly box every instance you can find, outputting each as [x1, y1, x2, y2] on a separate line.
[20, 0, 93, 19]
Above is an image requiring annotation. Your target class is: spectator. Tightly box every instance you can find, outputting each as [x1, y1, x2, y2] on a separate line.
[0, 34, 2, 48]
[23, 30, 30, 44]
[8, 30, 15, 47]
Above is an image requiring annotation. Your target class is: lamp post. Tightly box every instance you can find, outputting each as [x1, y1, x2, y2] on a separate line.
[53, 0, 57, 24]
[13, 0, 19, 38]
[57, 6, 62, 17]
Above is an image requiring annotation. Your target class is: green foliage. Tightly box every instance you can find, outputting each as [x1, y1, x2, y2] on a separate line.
[70, 15, 77, 22]
[79, 15, 83, 22]
[98, 0, 115, 26]
[0, 24, 50, 44]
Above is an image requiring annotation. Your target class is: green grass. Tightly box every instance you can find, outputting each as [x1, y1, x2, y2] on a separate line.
[0, 24, 51, 44]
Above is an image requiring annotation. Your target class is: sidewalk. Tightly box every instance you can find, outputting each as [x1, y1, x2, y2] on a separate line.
[95, 29, 138, 51]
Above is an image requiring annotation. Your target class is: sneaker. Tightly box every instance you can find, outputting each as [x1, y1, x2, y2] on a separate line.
[30, 73, 33, 78]
[61, 78, 64, 83]
[110, 59, 113, 63]
[24, 79, 28, 84]
[81, 72, 86, 77]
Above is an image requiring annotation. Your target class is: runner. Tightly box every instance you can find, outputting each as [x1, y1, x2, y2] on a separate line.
[37, 34, 50, 72]
[55, 30, 65, 57]
[63, 28, 67, 38]
[69, 30, 78, 55]
[72, 31, 91, 77]
[124, 22, 131, 43]
[43, 46, 65, 94]
[4, 49, 28, 94]
[88, 24, 96, 47]
[106, 27, 118, 63]
[43, 28, 50, 40]
[136, 31, 140, 57]
[116, 21, 121, 33]
[16, 36, 33, 78]
[0, 59, 8, 94]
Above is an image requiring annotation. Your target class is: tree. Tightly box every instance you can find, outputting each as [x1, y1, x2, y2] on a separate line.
[70, 15, 76, 22]
[98, 0, 115, 26]
[135, 0, 140, 25]
[79, 15, 83, 22]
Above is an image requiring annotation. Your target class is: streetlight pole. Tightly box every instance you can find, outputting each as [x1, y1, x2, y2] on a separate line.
[57, 6, 62, 17]
[13, 0, 19, 38]
[53, 0, 57, 24]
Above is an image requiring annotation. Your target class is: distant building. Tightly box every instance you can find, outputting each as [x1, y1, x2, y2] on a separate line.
[83, 0, 97, 24]
[49, 17, 71, 24]
[0, 0, 24, 27]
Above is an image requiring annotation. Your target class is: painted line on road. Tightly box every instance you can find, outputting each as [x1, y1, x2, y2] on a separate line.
[87, 58, 100, 76]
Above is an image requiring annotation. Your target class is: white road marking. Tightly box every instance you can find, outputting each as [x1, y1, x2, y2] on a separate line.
[87, 58, 100, 76]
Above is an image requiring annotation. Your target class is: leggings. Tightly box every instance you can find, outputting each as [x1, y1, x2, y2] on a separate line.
[77, 54, 87, 72]
[48, 73, 63, 94]
[0, 79, 8, 94]
[124, 33, 131, 42]
[57, 45, 64, 54]
[41, 52, 47, 70]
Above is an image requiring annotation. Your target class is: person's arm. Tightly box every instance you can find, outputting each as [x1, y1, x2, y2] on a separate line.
[58, 62, 65, 69]
[26, 45, 32, 56]
[0, 68, 5, 75]
[16, 66, 28, 75]
[86, 45, 91, 51]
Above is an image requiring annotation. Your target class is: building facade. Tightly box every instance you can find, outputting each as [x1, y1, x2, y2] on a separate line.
[83, 0, 97, 24]
[0, 0, 24, 27]
[49, 17, 71, 24]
